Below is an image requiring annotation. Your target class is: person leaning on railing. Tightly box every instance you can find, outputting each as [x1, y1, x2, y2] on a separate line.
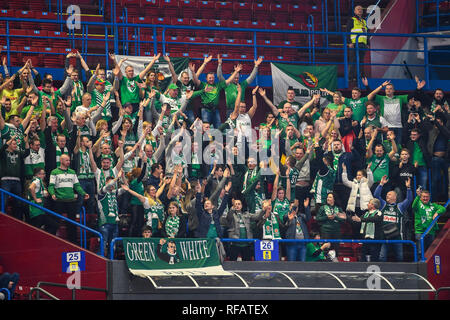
[413, 188, 446, 257]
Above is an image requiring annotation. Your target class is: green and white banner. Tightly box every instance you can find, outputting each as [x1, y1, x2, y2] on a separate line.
[270, 63, 338, 106]
[115, 55, 189, 92]
[123, 238, 232, 277]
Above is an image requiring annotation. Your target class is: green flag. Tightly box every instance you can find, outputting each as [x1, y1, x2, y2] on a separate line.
[122, 237, 232, 277]
[271, 63, 338, 106]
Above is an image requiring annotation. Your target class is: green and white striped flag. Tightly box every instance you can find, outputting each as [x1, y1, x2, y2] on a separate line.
[271, 63, 338, 106]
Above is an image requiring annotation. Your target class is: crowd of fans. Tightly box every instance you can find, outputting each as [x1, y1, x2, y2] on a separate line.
[0, 50, 448, 263]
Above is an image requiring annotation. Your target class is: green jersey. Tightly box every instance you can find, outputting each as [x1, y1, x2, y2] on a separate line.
[375, 94, 408, 128]
[326, 103, 345, 117]
[24, 147, 45, 178]
[90, 88, 112, 121]
[193, 80, 227, 109]
[272, 198, 291, 222]
[120, 75, 142, 104]
[310, 166, 336, 204]
[225, 80, 249, 110]
[369, 154, 390, 183]
[413, 196, 445, 235]
[29, 177, 46, 219]
[306, 243, 327, 261]
[344, 96, 368, 122]
[48, 167, 86, 201]
[412, 142, 426, 167]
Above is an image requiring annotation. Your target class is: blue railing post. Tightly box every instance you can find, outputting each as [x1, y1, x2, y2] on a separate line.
[419, 214, 440, 261]
[0, 288, 11, 300]
[437, 0, 441, 32]
[424, 37, 430, 90]
[343, 33, 349, 88]
[356, 34, 361, 86]
[6, 21, 10, 71]
[416, 0, 420, 33]
[0, 187, 4, 213]
[153, 26, 158, 55]
[110, 237, 123, 260]
[105, 25, 109, 70]
[162, 27, 166, 56]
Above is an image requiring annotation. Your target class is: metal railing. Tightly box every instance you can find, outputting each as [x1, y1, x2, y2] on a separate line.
[0, 16, 449, 87]
[417, 0, 450, 32]
[34, 281, 107, 300]
[0, 188, 104, 256]
[109, 236, 418, 262]
[418, 199, 450, 262]
[0, 287, 11, 300]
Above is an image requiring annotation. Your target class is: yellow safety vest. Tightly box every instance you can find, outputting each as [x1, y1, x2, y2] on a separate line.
[350, 16, 368, 44]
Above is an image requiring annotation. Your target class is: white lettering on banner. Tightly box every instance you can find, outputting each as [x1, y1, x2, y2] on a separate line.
[179, 240, 211, 261]
[126, 242, 156, 262]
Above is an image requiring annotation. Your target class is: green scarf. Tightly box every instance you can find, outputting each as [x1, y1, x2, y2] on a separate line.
[165, 215, 180, 238]
[263, 212, 281, 240]
[361, 209, 380, 239]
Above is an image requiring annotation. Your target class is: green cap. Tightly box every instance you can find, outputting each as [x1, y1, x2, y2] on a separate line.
[168, 83, 178, 90]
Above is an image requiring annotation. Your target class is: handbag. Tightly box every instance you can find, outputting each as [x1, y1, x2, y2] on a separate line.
[382, 223, 400, 240]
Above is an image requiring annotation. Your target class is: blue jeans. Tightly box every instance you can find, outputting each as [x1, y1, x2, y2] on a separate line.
[431, 156, 448, 201]
[201, 108, 221, 129]
[391, 127, 403, 146]
[76, 179, 96, 214]
[286, 242, 307, 262]
[1, 179, 23, 220]
[416, 233, 434, 259]
[99, 223, 118, 256]
[379, 242, 404, 262]
[185, 109, 196, 124]
[415, 166, 428, 190]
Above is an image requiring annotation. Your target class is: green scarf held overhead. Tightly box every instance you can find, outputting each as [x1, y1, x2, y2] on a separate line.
[263, 212, 281, 240]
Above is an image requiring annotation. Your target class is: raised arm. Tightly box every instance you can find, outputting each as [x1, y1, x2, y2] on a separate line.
[247, 86, 259, 119]
[225, 64, 242, 86]
[139, 53, 161, 80]
[367, 80, 390, 101]
[216, 54, 225, 82]
[195, 55, 213, 79]
[163, 55, 178, 83]
[298, 94, 321, 118]
[258, 87, 279, 116]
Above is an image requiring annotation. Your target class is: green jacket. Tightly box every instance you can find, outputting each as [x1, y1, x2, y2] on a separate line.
[413, 196, 445, 235]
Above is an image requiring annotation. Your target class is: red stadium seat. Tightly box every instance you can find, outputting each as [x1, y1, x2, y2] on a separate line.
[233, 2, 252, 21]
